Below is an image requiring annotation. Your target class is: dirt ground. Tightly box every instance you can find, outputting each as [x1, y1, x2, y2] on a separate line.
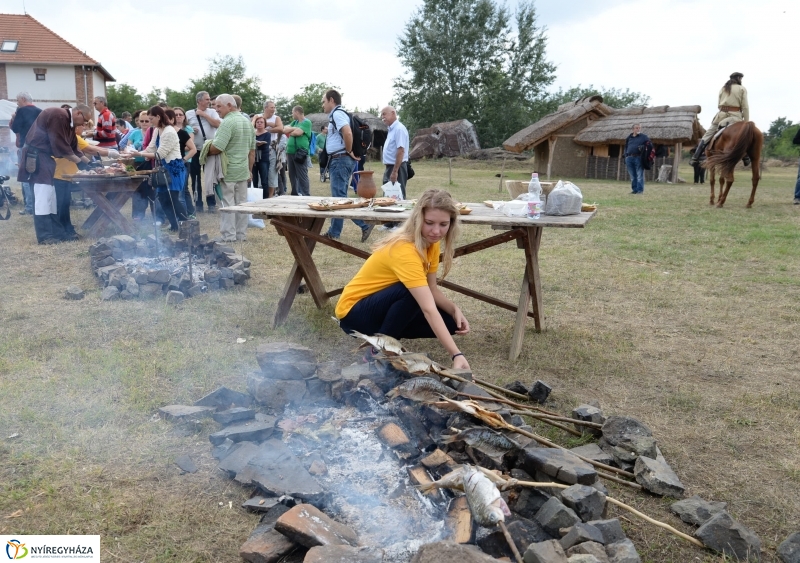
[0, 160, 798, 562]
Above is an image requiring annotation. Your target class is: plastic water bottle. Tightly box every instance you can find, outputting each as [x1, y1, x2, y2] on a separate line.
[527, 173, 542, 219]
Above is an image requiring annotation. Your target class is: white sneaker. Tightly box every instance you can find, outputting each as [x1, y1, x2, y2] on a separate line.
[377, 225, 390, 231]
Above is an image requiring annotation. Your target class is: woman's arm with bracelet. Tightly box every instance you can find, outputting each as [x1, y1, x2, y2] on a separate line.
[408, 282, 470, 370]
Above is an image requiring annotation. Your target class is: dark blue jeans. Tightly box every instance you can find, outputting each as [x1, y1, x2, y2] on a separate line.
[339, 282, 457, 340]
[625, 156, 644, 193]
[794, 159, 800, 200]
[327, 156, 368, 238]
[253, 158, 270, 198]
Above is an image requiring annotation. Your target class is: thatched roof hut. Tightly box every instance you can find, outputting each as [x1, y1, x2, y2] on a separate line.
[573, 105, 704, 146]
[502, 97, 704, 183]
[503, 96, 613, 153]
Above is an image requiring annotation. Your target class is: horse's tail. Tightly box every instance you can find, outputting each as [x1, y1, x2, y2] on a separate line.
[703, 122, 759, 177]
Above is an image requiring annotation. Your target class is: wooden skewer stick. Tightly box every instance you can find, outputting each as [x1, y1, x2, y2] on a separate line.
[502, 478, 703, 549]
[457, 393, 583, 437]
[437, 371, 530, 404]
[506, 408, 603, 429]
[499, 520, 523, 563]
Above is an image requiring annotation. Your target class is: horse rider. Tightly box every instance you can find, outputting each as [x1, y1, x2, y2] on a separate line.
[691, 72, 750, 167]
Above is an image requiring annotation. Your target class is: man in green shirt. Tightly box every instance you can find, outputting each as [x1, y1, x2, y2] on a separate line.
[283, 105, 312, 196]
[210, 93, 256, 242]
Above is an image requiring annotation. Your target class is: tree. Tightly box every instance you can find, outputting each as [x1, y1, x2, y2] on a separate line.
[106, 83, 144, 116]
[174, 55, 264, 114]
[764, 122, 800, 159]
[395, 0, 556, 147]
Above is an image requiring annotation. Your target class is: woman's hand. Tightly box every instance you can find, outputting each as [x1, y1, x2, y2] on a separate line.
[453, 354, 471, 370]
[453, 307, 470, 335]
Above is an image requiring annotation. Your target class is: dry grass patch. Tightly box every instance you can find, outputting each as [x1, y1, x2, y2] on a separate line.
[1, 161, 799, 562]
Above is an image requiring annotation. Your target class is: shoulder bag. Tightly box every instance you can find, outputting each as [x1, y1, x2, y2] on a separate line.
[293, 123, 311, 164]
[150, 132, 171, 188]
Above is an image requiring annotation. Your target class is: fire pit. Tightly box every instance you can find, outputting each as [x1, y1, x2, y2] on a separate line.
[158, 342, 764, 563]
[89, 230, 250, 302]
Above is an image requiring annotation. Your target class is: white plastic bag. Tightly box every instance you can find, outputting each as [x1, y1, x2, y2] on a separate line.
[544, 180, 583, 216]
[246, 187, 265, 229]
[381, 181, 403, 200]
[502, 200, 528, 217]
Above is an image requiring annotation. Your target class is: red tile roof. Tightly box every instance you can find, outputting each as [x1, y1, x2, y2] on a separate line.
[0, 14, 114, 81]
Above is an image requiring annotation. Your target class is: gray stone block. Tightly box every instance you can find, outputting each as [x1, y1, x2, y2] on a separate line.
[195, 386, 253, 410]
[523, 539, 569, 563]
[256, 342, 316, 366]
[670, 495, 727, 526]
[159, 404, 215, 421]
[187, 283, 204, 297]
[778, 532, 800, 563]
[695, 511, 761, 561]
[600, 416, 657, 461]
[148, 269, 171, 284]
[587, 520, 625, 545]
[213, 407, 256, 425]
[126, 281, 139, 297]
[64, 286, 84, 300]
[511, 485, 552, 519]
[133, 271, 150, 285]
[208, 417, 276, 446]
[634, 456, 685, 497]
[535, 497, 581, 537]
[561, 484, 606, 522]
[165, 290, 185, 305]
[238, 439, 324, 502]
[174, 454, 197, 473]
[220, 277, 234, 289]
[605, 539, 641, 563]
[411, 541, 500, 563]
[572, 405, 606, 437]
[568, 555, 602, 563]
[522, 447, 598, 485]
[477, 516, 551, 559]
[261, 361, 317, 381]
[140, 283, 163, 299]
[569, 444, 614, 467]
[247, 374, 307, 410]
[101, 286, 119, 301]
[567, 542, 609, 563]
[561, 523, 605, 550]
[529, 380, 552, 403]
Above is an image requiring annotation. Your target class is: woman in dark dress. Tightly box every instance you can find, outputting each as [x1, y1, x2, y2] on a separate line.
[167, 108, 198, 217]
[252, 116, 271, 198]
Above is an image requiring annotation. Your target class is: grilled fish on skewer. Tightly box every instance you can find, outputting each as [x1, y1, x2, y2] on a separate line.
[441, 427, 520, 464]
[386, 377, 458, 402]
[349, 330, 408, 356]
[463, 466, 511, 527]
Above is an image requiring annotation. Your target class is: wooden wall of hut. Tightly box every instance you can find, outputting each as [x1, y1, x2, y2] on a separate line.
[586, 155, 674, 181]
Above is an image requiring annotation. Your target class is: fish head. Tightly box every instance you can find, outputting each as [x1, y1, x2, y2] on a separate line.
[483, 506, 504, 526]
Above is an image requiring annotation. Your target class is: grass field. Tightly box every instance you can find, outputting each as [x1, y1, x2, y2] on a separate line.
[1, 159, 798, 562]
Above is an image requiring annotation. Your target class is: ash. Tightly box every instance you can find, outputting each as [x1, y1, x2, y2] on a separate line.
[122, 252, 210, 283]
[287, 406, 445, 563]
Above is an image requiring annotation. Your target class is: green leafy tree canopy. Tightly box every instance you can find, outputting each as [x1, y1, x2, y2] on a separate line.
[395, 0, 556, 147]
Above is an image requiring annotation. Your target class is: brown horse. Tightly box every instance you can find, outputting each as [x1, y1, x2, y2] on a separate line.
[702, 121, 763, 208]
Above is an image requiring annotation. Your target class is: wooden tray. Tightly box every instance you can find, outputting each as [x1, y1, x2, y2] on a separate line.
[307, 197, 399, 211]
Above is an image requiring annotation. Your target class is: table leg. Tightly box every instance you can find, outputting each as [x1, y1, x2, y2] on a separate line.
[89, 191, 135, 237]
[272, 217, 325, 327]
[509, 226, 543, 360]
[283, 227, 329, 309]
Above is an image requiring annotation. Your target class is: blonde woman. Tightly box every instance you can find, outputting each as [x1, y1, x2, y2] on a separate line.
[335, 189, 471, 369]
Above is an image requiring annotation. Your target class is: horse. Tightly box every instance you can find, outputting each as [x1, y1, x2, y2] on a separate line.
[702, 121, 763, 208]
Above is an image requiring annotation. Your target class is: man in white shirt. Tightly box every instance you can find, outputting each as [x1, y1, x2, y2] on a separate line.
[379, 106, 410, 230]
[187, 91, 221, 213]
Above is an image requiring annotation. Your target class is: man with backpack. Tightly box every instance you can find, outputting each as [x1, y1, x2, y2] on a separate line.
[321, 89, 374, 242]
[187, 91, 221, 213]
[283, 105, 313, 197]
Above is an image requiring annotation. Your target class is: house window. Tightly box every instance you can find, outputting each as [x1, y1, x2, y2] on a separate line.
[33, 68, 47, 81]
[35, 73, 46, 81]
[1, 40, 19, 52]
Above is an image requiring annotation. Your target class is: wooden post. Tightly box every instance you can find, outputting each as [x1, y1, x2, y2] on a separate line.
[546, 137, 557, 180]
[671, 143, 681, 183]
[616, 147, 622, 181]
[449, 158, 453, 185]
[498, 156, 507, 192]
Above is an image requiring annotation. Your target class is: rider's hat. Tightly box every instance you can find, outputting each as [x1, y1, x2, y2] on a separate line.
[730, 72, 744, 79]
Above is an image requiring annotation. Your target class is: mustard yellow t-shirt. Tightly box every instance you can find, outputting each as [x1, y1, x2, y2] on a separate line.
[54, 135, 89, 180]
[335, 240, 440, 319]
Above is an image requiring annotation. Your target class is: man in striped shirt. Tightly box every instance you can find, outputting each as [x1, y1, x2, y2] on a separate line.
[92, 96, 118, 148]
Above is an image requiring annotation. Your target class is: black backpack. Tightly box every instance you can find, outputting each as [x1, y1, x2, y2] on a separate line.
[330, 108, 372, 159]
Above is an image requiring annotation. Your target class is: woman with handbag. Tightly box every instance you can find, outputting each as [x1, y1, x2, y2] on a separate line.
[282, 105, 312, 196]
[134, 106, 188, 231]
[167, 107, 198, 217]
[252, 116, 272, 198]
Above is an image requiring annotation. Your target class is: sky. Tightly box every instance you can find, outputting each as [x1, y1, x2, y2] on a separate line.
[7, 0, 799, 131]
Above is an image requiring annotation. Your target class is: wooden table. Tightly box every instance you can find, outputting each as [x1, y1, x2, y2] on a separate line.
[222, 196, 596, 360]
[64, 175, 145, 238]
